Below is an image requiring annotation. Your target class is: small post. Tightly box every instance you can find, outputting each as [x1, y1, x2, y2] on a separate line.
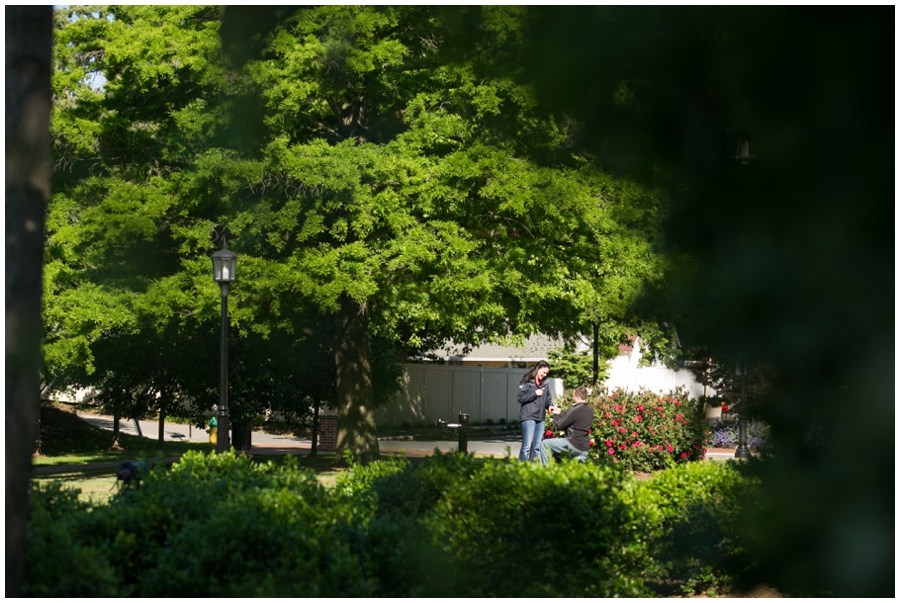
[311, 398, 319, 457]
[458, 413, 469, 454]
[735, 352, 751, 459]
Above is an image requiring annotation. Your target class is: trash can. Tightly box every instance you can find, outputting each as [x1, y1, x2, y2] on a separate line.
[208, 417, 218, 446]
[231, 418, 252, 452]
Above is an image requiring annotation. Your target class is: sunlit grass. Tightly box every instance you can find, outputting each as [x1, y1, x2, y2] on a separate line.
[32, 467, 121, 506]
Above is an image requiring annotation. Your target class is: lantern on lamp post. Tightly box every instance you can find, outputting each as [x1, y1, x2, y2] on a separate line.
[211, 241, 237, 454]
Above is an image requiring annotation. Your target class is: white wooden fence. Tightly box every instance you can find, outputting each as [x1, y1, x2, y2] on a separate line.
[374, 364, 531, 426]
[375, 360, 709, 427]
[603, 356, 709, 399]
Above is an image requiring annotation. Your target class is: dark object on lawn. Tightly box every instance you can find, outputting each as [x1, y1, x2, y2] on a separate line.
[116, 460, 148, 490]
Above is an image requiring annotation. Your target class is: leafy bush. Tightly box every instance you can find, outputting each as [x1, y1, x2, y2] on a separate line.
[27, 452, 474, 597]
[621, 460, 763, 595]
[23, 484, 118, 597]
[25, 450, 766, 597]
[548, 345, 611, 389]
[336, 454, 649, 596]
[545, 387, 709, 472]
[27, 452, 377, 597]
[429, 459, 649, 597]
[333, 453, 487, 596]
[335, 451, 482, 517]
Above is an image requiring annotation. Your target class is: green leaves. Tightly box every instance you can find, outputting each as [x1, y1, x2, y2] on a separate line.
[26, 450, 766, 597]
[46, 6, 671, 448]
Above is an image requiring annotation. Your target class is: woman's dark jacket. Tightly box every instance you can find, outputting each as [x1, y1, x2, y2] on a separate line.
[517, 380, 552, 422]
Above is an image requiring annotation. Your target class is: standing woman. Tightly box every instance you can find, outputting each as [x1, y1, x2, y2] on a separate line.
[516, 360, 552, 462]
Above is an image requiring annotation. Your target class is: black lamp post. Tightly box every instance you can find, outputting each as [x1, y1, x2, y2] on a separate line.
[732, 138, 752, 460]
[734, 352, 751, 459]
[211, 241, 237, 454]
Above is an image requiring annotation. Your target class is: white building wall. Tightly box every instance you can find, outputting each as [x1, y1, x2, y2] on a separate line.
[603, 356, 708, 399]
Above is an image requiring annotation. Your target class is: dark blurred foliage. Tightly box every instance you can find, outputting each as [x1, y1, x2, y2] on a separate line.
[684, 346, 776, 411]
[521, 6, 893, 597]
[219, 5, 306, 68]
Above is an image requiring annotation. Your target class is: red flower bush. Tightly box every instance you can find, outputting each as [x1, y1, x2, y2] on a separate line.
[549, 387, 709, 472]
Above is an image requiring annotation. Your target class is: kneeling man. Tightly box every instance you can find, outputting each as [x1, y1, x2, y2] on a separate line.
[540, 385, 593, 465]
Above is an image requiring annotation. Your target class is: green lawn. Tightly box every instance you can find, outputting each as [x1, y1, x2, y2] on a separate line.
[34, 403, 215, 467]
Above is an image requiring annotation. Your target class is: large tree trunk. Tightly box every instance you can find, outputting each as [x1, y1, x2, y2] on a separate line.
[5, 6, 52, 597]
[334, 294, 380, 465]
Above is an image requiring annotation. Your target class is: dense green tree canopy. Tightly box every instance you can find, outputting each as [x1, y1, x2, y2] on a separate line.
[46, 6, 668, 462]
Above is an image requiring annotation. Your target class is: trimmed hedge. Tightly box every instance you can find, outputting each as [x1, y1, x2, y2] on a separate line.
[333, 453, 649, 596]
[25, 451, 761, 597]
[622, 460, 763, 594]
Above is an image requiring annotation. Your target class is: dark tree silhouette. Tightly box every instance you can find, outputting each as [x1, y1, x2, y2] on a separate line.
[6, 6, 52, 597]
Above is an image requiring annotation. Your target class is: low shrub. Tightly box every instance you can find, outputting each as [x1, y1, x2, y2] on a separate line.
[337, 454, 649, 596]
[333, 453, 487, 596]
[23, 484, 118, 597]
[621, 460, 764, 595]
[27, 452, 376, 597]
[429, 460, 649, 597]
[335, 451, 483, 518]
[24, 451, 765, 597]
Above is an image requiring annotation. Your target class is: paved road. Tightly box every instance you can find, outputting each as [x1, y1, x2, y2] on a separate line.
[76, 411, 312, 447]
[75, 411, 735, 460]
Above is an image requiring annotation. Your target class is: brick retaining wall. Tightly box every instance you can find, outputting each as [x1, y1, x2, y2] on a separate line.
[318, 415, 338, 452]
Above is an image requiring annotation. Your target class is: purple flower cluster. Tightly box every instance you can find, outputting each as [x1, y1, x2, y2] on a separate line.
[707, 419, 771, 449]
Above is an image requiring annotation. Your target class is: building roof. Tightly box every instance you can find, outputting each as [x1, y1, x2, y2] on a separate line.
[423, 334, 587, 363]
[618, 335, 640, 354]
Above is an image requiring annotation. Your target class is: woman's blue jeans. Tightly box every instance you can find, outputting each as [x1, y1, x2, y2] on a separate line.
[518, 420, 545, 462]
